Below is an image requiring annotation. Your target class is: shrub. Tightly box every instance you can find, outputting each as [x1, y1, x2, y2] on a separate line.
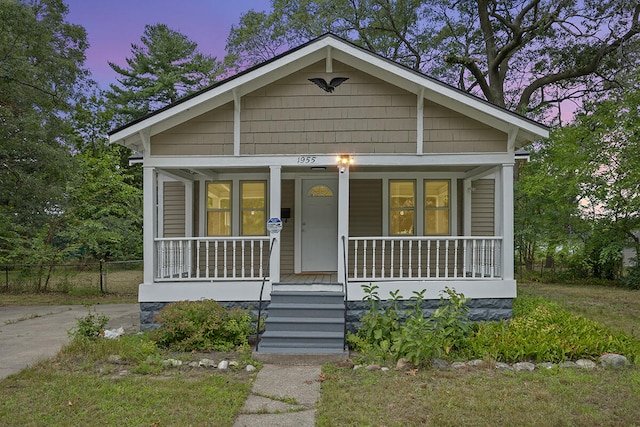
[349, 285, 472, 366]
[393, 288, 472, 365]
[151, 300, 253, 352]
[469, 296, 640, 363]
[68, 306, 110, 340]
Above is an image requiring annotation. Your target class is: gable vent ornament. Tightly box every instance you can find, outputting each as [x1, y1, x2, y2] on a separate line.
[308, 77, 349, 93]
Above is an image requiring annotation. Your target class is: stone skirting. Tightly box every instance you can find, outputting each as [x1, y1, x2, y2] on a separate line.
[139, 298, 512, 331]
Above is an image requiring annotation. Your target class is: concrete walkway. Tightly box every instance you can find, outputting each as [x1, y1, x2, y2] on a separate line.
[0, 304, 139, 380]
[234, 364, 323, 427]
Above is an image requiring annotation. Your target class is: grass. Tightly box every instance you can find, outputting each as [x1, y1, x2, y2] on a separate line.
[518, 281, 640, 339]
[0, 268, 140, 305]
[316, 281, 640, 426]
[0, 334, 255, 426]
[2, 280, 639, 425]
[317, 364, 640, 426]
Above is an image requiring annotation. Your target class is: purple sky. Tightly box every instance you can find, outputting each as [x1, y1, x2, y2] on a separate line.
[65, 0, 271, 89]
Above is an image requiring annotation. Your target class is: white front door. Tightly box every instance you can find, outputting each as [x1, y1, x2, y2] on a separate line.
[301, 178, 338, 272]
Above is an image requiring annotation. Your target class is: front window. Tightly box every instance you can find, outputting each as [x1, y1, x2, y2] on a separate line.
[241, 181, 266, 235]
[389, 180, 415, 235]
[207, 182, 231, 236]
[424, 180, 450, 235]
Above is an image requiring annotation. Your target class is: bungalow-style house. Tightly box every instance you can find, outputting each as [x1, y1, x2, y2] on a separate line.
[109, 34, 549, 354]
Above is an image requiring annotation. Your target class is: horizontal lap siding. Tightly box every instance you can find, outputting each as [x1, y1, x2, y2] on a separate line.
[349, 180, 382, 236]
[471, 179, 495, 236]
[240, 61, 417, 155]
[280, 180, 295, 274]
[151, 103, 234, 156]
[163, 182, 185, 238]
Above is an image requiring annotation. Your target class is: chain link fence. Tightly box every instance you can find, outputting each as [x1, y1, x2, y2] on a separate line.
[0, 260, 143, 294]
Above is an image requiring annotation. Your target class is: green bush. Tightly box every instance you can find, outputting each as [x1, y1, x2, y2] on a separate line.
[151, 300, 253, 352]
[68, 306, 110, 340]
[468, 296, 640, 363]
[349, 285, 472, 366]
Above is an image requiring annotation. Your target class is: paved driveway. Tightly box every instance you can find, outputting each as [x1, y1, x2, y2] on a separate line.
[0, 304, 139, 380]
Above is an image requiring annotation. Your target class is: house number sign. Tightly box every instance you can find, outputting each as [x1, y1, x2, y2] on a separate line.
[267, 217, 283, 234]
[297, 156, 316, 164]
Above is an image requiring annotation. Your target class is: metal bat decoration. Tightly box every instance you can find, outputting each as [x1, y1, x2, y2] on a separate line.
[308, 77, 349, 93]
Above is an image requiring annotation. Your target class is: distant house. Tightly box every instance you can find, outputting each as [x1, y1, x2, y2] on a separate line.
[623, 232, 640, 267]
[109, 34, 549, 353]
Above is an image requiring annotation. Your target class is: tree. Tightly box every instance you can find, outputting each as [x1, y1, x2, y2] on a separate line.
[226, 0, 640, 119]
[0, 0, 89, 263]
[107, 23, 223, 124]
[517, 71, 640, 279]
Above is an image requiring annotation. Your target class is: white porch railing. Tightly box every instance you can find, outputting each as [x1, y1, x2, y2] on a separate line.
[348, 236, 502, 280]
[155, 237, 270, 281]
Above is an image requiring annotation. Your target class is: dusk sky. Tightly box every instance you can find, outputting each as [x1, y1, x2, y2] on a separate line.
[64, 0, 272, 89]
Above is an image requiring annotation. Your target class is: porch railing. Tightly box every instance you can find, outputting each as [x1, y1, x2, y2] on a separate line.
[155, 237, 270, 281]
[348, 236, 502, 280]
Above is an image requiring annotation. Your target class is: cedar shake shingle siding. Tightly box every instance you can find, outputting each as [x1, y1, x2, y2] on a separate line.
[150, 61, 507, 157]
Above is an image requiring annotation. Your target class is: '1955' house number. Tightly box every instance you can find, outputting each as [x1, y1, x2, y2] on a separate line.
[297, 156, 316, 164]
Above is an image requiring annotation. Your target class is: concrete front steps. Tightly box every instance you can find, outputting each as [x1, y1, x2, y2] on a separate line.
[256, 283, 347, 355]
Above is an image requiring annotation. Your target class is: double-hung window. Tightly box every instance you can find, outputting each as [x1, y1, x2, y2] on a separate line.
[207, 182, 232, 236]
[424, 180, 450, 235]
[241, 181, 266, 236]
[206, 180, 267, 236]
[389, 180, 416, 235]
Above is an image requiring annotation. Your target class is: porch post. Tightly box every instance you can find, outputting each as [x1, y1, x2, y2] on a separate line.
[501, 163, 515, 280]
[143, 166, 157, 285]
[269, 166, 281, 282]
[337, 165, 350, 283]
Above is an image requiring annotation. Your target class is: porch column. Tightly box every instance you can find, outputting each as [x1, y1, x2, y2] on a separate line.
[501, 163, 515, 280]
[143, 166, 157, 285]
[269, 166, 281, 282]
[337, 165, 350, 283]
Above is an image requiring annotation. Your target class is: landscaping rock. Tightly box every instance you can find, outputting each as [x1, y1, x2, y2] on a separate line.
[513, 362, 535, 372]
[396, 358, 411, 371]
[162, 358, 182, 367]
[576, 359, 597, 369]
[559, 361, 578, 369]
[218, 360, 229, 370]
[246, 364, 257, 372]
[451, 362, 467, 370]
[537, 362, 555, 370]
[431, 359, 450, 370]
[365, 364, 381, 371]
[229, 361, 239, 367]
[467, 359, 486, 368]
[599, 353, 629, 369]
[495, 362, 512, 371]
[198, 358, 217, 368]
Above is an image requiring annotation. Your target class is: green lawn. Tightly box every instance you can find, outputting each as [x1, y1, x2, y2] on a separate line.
[316, 281, 640, 426]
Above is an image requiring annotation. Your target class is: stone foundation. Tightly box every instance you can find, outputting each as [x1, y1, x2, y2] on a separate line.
[140, 298, 512, 331]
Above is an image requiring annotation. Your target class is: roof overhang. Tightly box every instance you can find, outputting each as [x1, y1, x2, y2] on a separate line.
[109, 34, 549, 152]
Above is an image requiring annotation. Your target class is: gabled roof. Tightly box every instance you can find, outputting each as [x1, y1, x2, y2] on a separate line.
[109, 33, 549, 151]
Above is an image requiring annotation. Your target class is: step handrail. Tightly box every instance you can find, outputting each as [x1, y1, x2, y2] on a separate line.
[255, 237, 276, 352]
[341, 235, 349, 352]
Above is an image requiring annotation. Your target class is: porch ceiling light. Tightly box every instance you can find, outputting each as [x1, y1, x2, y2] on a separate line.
[336, 155, 354, 173]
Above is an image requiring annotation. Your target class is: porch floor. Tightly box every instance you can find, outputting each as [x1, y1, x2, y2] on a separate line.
[279, 273, 339, 283]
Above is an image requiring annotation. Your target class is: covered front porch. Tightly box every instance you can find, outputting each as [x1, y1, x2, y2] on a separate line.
[140, 156, 517, 304]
